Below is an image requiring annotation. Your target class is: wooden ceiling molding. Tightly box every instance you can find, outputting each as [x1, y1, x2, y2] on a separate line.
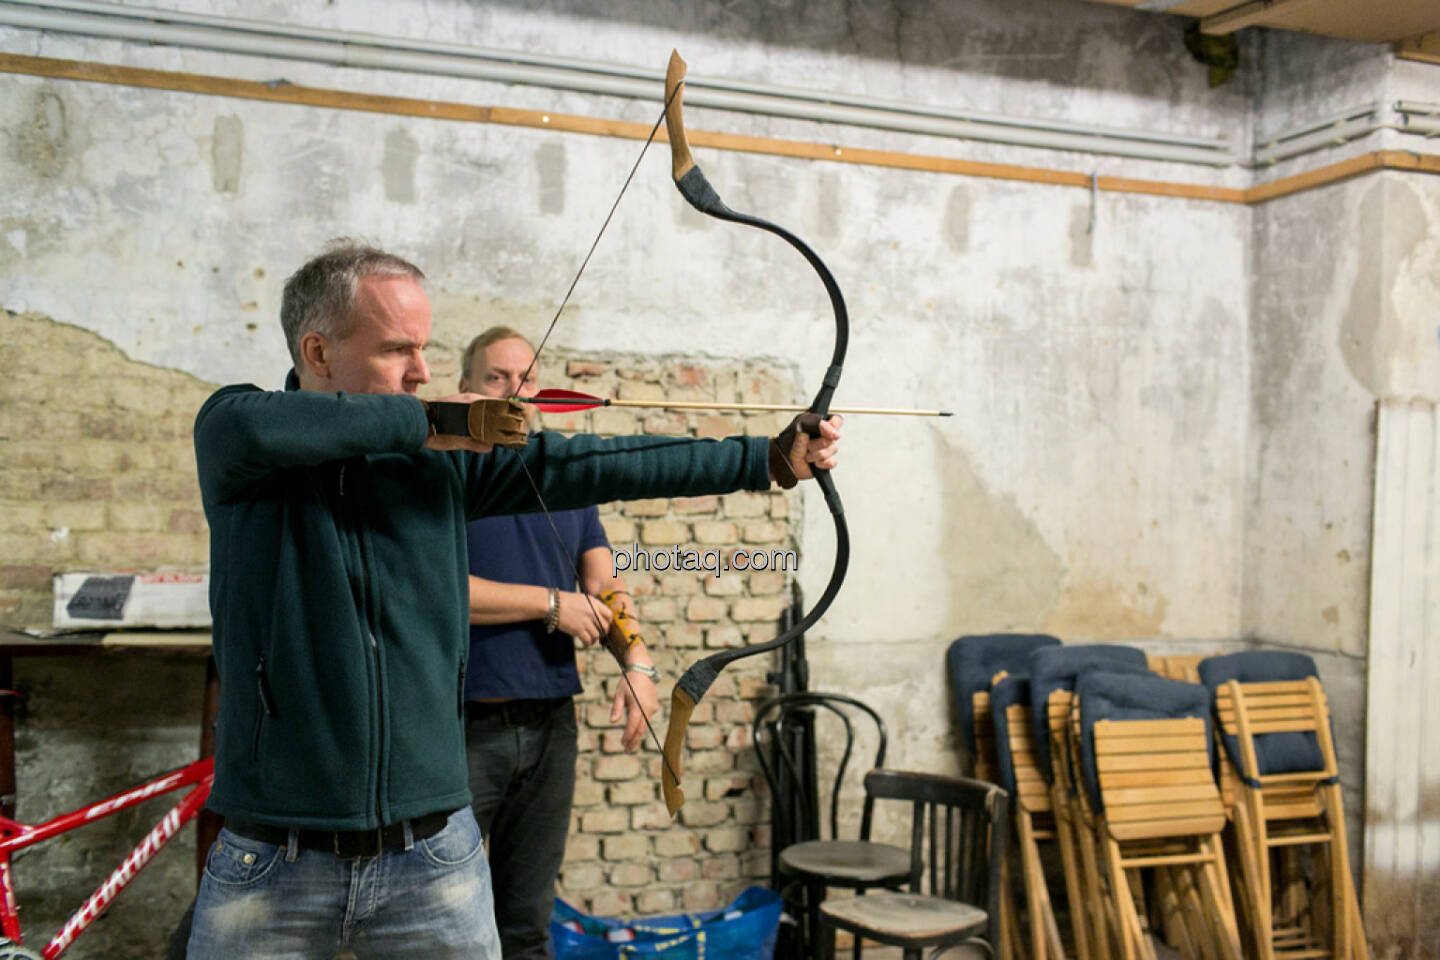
[1084, 0, 1440, 46]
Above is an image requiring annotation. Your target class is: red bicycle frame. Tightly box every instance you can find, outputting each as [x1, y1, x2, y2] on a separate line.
[0, 756, 213, 958]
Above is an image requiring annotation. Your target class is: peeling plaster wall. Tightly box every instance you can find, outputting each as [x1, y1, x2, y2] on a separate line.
[0, 0, 1425, 953]
[1246, 37, 1440, 956]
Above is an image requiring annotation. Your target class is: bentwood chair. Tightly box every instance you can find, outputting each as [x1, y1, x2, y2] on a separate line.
[819, 771, 1009, 960]
[755, 692, 908, 960]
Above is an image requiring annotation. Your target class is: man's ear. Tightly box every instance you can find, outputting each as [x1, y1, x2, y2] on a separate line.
[299, 331, 331, 380]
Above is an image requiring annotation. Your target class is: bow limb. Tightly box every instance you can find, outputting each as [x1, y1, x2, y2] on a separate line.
[659, 50, 852, 816]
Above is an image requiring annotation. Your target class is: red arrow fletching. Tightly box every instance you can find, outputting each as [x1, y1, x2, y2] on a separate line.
[523, 388, 607, 413]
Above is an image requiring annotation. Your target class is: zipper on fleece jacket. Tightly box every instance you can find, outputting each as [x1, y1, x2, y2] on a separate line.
[339, 462, 386, 828]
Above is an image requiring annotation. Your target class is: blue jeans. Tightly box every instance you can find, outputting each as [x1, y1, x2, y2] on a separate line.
[467, 698, 577, 960]
[185, 807, 500, 959]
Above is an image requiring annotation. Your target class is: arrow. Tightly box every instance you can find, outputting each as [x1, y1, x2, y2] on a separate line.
[520, 388, 951, 417]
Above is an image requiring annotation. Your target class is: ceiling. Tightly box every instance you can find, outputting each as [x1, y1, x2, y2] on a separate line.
[1082, 0, 1440, 46]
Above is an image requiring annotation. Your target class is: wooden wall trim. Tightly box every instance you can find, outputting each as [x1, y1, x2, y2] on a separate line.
[2, 52, 1437, 206]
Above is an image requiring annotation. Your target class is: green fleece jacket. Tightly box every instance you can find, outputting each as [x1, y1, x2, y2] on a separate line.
[194, 381, 769, 829]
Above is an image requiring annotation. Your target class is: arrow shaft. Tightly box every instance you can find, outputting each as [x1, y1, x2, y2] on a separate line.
[523, 395, 949, 416]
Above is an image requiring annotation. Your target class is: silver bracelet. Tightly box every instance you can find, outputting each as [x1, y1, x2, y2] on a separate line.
[624, 663, 661, 682]
[544, 587, 560, 633]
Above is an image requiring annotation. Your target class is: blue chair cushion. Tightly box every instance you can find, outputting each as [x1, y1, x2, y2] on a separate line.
[1050, 661, 1153, 791]
[947, 634, 1061, 755]
[1197, 651, 1328, 783]
[1027, 644, 1147, 783]
[989, 674, 1032, 796]
[1076, 670, 1212, 812]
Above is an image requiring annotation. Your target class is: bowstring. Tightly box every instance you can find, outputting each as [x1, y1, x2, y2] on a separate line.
[514, 85, 680, 391]
[509, 90, 684, 788]
[512, 454, 674, 785]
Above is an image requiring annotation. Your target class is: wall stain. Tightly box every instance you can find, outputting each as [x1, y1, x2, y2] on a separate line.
[1045, 573, 1170, 639]
[535, 141, 566, 216]
[1340, 180, 1427, 397]
[944, 186, 971, 254]
[382, 127, 420, 205]
[814, 169, 842, 240]
[1069, 204, 1094, 269]
[210, 115, 244, 195]
[425, 292, 563, 389]
[17, 91, 68, 179]
[935, 432, 1065, 631]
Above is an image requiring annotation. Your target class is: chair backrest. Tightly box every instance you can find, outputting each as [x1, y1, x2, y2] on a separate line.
[1147, 652, 1210, 683]
[1028, 643, 1148, 783]
[753, 692, 887, 846]
[1045, 661, 1153, 799]
[1074, 669, 1216, 829]
[1197, 651, 1333, 785]
[947, 634, 1062, 770]
[863, 769, 1009, 943]
[990, 674, 1051, 815]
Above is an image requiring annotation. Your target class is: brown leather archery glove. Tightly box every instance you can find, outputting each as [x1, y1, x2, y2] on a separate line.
[469, 398, 528, 448]
[425, 399, 528, 448]
[769, 413, 824, 489]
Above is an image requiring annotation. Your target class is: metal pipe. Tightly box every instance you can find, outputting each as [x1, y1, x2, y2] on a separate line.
[1254, 112, 1381, 165]
[0, 0, 1239, 165]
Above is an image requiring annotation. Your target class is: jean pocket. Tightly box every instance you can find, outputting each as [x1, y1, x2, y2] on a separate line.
[418, 809, 483, 867]
[204, 829, 284, 887]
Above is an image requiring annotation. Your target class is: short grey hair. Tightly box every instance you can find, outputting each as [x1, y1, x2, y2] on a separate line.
[280, 239, 425, 367]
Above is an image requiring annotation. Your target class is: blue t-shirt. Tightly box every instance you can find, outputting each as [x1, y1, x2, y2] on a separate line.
[465, 507, 611, 700]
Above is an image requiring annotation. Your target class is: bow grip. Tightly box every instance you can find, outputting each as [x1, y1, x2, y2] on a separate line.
[661, 685, 696, 816]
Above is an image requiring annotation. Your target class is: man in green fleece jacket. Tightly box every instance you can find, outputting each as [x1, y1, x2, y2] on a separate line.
[184, 241, 841, 959]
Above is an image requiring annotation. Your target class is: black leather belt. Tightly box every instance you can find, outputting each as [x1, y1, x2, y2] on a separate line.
[225, 808, 452, 859]
[466, 697, 569, 727]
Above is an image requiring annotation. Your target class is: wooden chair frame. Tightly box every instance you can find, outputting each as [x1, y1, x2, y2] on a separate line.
[1213, 677, 1368, 960]
[971, 673, 1027, 960]
[997, 697, 1067, 960]
[1089, 715, 1244, 960]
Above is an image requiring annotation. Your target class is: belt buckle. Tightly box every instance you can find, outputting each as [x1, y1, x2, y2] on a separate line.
[335, 827, 385, 859]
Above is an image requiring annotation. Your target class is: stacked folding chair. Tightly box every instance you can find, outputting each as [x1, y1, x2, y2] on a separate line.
[948, 634, 1061, 960]
[1147, 653, 1207, 684]
[991, 672, 1067, 960]
[949, 635, 1063, 784]
[1198, 652, 1368, 960]
[1073, 668, 1244, 960]
[1028, 644, 1150, 960]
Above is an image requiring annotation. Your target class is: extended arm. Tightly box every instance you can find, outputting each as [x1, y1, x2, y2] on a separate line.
[194, 384, 429, 502]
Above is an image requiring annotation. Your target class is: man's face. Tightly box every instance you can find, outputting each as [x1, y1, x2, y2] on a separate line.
[462, 336, 538, 424]
[323, 274, 432, 395]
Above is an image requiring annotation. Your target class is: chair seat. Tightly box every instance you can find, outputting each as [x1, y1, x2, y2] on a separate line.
[821, 891, 988, 943]
[778, 839, 911, 884]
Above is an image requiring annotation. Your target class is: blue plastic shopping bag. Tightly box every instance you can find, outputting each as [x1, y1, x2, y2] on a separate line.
[550, 886, 782, 960]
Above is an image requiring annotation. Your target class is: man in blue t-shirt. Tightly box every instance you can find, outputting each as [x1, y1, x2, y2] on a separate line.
[461, 326, 659, 960]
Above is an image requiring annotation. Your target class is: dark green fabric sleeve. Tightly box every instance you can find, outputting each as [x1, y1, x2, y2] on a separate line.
[463, 430, 770, 520]
[194, 384, 429, 503]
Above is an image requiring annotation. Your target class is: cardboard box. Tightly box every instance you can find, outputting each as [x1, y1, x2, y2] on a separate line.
[52, 572, 211, 630]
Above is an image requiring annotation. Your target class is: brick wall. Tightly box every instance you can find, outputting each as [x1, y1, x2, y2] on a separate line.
[0, 311, 802, 951]
[0, 310, 217, 958]
[0, 310, 215, 628]
[532, 355, 802, 917]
